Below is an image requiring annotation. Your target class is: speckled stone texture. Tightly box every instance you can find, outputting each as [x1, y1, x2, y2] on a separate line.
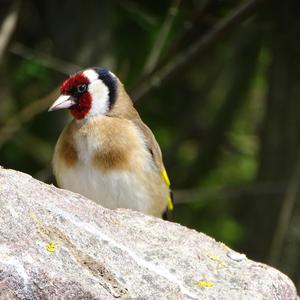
[0, 167, 298, 300]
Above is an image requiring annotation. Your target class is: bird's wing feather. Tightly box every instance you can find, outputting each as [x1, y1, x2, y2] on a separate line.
[134, 119, 174, 212]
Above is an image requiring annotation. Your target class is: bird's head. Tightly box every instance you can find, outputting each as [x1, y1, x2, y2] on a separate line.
[49, 68, 117, 120]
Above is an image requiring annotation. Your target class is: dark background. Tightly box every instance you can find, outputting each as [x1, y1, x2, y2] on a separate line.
[1, 0, 300, 290]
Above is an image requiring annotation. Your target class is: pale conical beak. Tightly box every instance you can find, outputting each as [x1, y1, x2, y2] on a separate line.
[48, 95, 76, 112]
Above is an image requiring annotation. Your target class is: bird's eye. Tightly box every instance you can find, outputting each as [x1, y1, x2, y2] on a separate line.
[77, 84, 87, 93]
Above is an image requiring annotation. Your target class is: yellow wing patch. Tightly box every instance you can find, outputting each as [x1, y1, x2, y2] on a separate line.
[167, 195, 174, 211]
[162, 168, 174, 211]
[162, 168, 171, 186]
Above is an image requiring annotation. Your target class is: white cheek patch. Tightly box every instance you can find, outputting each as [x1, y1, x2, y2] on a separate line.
[83, 69, 99, 82]
[86, 80, 110, 117]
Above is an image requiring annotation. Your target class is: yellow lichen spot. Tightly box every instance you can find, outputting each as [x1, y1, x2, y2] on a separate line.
[207, 254, 220, 261]
[197, 280, 215, 288]
[207, 253, 227, 269]
[46, 243, 56, 252]
[219, 242, 230, 251]
[161, 168, 171, 187]
[217, 262, 227, 269]
[111, 218, 121, 226]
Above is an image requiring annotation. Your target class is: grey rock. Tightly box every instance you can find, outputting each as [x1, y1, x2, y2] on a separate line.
[0, 167, 297, 299]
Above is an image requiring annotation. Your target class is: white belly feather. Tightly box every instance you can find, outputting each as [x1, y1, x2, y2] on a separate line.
[58, 162, 150, 212]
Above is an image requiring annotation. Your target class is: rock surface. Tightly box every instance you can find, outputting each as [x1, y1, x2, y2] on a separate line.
[0, 167, 298, 300]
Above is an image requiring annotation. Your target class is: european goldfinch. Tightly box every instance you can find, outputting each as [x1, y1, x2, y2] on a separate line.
[49, 67, 173, 218]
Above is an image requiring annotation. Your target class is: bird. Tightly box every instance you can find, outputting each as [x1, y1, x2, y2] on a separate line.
[49, 67, 173, 219]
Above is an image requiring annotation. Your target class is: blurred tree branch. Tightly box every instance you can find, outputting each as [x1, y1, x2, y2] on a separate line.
[186, 29, 261, 185]
[269, 148, 300, 266]
[9, 42, 81, 75]
[142, 0, 181, 75]
[0, 88, 59, 148]
[162, 1, 218, 63]
[0, 41, 81, 148]
[131, 0, 263, 101]
[0, 0, 21, 64]
[175, 181, 287, 205]
[14, 130, 52, 165]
